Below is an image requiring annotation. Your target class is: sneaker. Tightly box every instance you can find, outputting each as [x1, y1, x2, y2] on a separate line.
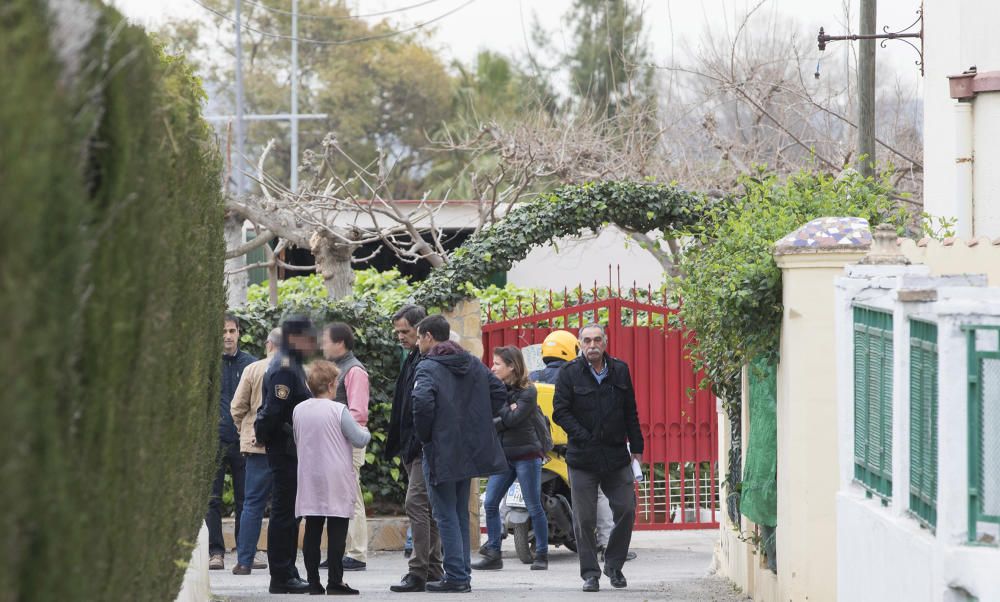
[319, 558, 329, 569]
[208, 554, 224, 570]
[252, 551, 268, 569]
[342, 557, 367, 571]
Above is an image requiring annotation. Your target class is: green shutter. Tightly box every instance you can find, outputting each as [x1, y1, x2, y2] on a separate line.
[853, 307, 894, 499]
[909, 320, 937, 529]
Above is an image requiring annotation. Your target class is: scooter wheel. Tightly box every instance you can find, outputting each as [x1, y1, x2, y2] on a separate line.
[513, 522, 534, 564]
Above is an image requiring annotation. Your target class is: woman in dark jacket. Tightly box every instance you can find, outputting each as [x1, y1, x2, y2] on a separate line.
[472, 346, 550, 572]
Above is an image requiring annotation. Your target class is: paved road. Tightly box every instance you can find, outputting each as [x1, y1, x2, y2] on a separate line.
[210, 530, 749, 601]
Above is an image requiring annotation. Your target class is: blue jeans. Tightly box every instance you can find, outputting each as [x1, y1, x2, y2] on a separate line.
[484, 457, 548, 555]
[423, 458, 472, 585]
[237, 453, 272, 567]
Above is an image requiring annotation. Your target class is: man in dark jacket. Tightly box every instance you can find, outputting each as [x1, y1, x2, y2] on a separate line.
[384, 305, 444, 593]
[254, 315, 317, 595]
[411, 315, 508, 593]
[206, 314, 256, 571]
[553, 323, 644, 593]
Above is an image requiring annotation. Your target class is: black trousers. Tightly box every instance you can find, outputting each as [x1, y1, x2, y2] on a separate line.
[304, 516, 350, 587]
[206, 440, 246, 556]
[266, 451, 300, 581]
[568, 464, 636, 579]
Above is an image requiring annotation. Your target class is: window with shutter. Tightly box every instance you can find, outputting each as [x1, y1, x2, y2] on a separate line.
[853, 306, 893, 500]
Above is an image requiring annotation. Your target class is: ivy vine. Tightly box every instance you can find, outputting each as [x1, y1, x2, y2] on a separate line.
[412, 180, 709, 309]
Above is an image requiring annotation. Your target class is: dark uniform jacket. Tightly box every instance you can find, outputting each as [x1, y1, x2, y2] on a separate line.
[494, 384, 542, 459]
[552, 354, 644, 473]
[384, 348, 422, 465]
[529, 358, 569, 385]
[220, 350, 257, 443]
[254, 351, 311, 456]
[411, 341, 508, 485]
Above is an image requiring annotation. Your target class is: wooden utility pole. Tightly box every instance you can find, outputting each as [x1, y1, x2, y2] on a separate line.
[858, 0, 877, 177]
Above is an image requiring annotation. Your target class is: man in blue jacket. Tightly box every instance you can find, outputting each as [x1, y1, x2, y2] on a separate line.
[207, 313, 256, 571]
[410, 315, 508, 593]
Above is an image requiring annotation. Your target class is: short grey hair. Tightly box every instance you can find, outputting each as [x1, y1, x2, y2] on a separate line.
[578, 323, 606, 338]
[266, 327, 282, 347]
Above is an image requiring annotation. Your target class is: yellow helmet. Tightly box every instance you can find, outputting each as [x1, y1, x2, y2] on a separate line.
[541, 330, 579, 361]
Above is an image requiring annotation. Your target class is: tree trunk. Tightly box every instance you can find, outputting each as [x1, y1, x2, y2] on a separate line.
[224, 214, 249, 308]
[310, 232, 356, 299]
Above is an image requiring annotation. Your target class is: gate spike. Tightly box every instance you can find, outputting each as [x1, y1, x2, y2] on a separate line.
[516, 295, 523, 319]
[617, 265, 622, 298]
[502, 299, 508, 320]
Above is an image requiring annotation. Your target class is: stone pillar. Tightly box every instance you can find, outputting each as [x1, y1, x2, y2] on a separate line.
[772, 218, 872, 602]
[442, 298, 484, 550]
[174, 524, 209, 602]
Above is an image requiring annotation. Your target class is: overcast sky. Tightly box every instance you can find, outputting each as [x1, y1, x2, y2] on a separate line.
[110, 0, 924, 90]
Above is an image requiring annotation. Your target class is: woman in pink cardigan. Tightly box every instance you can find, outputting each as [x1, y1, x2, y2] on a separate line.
[294, 360, 371, 595]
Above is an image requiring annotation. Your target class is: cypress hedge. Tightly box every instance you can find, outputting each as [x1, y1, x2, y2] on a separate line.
[1, 2, 224, 600]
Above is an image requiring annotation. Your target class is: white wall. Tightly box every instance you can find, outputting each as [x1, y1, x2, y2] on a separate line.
[923, 0, 1000, 237]
[834, 265, 1000, 601]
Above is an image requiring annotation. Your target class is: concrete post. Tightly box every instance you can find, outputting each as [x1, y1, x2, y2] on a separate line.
[772, 217, 872, 602]
[442, 298, 485, 551]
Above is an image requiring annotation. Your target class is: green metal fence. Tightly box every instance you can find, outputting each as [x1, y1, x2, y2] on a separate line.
[854, 306, 894, 500]
[909, 320, 938, 529]
[967, 325, 1000, 545]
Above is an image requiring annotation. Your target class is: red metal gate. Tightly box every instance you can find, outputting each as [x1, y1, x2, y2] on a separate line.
[481, 286, 719, 530]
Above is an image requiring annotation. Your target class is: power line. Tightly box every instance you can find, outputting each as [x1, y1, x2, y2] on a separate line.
[241, 0, 445, 21]
[189, 0, 477, 45]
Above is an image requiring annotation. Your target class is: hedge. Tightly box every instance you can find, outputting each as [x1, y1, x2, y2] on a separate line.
[1, 2, 224, 601]
[232, 297, 406, 508]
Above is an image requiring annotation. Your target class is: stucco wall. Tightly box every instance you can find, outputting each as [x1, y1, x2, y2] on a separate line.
[900, 237, 1000, 284]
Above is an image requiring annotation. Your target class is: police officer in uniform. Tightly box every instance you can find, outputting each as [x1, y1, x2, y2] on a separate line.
[254, 315, 317, 595]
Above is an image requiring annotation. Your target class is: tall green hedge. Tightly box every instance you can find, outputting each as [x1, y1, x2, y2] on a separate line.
[0, 2, 224, 601]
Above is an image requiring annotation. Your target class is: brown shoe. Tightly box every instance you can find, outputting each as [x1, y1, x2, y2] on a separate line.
[231, 564, 251, 575]
[209, 554, 225, 570]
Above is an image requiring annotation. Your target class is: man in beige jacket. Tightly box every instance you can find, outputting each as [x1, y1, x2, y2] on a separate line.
[230, 327, 282, 575]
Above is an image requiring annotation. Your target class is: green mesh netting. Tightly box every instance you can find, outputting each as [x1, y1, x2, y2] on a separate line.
[741, 357, 777, 527]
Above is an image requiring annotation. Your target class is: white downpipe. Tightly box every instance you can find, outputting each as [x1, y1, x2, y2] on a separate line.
[955, 102, 974, 239]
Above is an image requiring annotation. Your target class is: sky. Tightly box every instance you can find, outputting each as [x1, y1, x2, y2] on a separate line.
[110, 0, 925, 90]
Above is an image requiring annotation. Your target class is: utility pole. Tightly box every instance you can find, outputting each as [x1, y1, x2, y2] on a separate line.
[234, 0, 245, 194]
[291, 0, 299, 193]
[858, 0, 876, 177]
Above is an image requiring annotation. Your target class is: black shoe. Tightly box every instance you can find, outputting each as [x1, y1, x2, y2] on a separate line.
[603, 565, 627, 589]
[625, 551, 637, 562]
[342, 557, 367, 571]
[471, 548, 502, 570]
[530, 553, 548, 571]
[389, 573, 426, 593]
[404, 548, 413, 558]
[231, 564, 251, 575]
[426, 580, 471, 593]
[328, 582, 360, 595]
[319, 558, 329, 569]
[582, 576, 600, 592]
[269, 577, 312, 594]
[307, 581, 325, 595]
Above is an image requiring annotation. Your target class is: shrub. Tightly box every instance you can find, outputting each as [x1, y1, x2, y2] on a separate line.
[0, 3, 224, 600]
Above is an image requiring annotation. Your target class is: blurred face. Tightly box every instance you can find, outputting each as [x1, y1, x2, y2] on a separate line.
[322, 330, 345, 360]
[287, 333, 317, 357]
[491, 355, 514, 385]
[223, 320, 239, 355]
[417, 330, 436, 355]
[580, 327, 607, 365]
[394, 318, 420, 350]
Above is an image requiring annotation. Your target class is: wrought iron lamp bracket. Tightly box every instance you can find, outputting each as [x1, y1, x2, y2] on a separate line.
[818, 5, 924, 75]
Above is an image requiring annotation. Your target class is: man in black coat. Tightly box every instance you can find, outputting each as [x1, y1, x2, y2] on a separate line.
[410, 315, 508, 593]
[254, 315, 317, 595]
[552, 323, 644, 593]
[206, 314, 256, 571]
[383, 304, 444, 593]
